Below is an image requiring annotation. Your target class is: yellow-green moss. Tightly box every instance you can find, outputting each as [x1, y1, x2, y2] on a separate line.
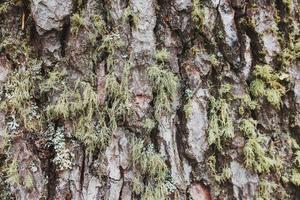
[5, 158, 19, 186]
[250, 65, 288, 109]
[207, 155, 231, 183]
[1, 59, 42, 131]
[208, 84, 234, 150]
[240, 119, 279, 173]
[130, 137, 170, 200]
[147, 62, 179, 120]
[256, 180, 277, 200]
[71, 12, 86, 35]
[191, 0, 205, 30]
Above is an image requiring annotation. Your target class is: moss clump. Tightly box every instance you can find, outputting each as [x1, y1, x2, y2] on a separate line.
[147, 60, 179, 120]
[44, 62, 132, 154]
[207, 155, 231, 183]
[0, 59, 42, 131]
[290, 145, 300, 186]
[183, 89, 193, 119]
[291, 169, 300, 186]
[70, 11, 106, 47]
[142, 118, 156, 133]
[240, 119, 278, 173]
[250, 65, 288, 108]
[5, 158, 19, 186]
[71, 13, 86, 35]
[183, 100, 193, 119]
[45, 80, 104, 153]
[130, 137, 170, 200]
[236, 95, 258, 115]
[282, 0, 293, 8]
[154, 49, 170, 64]
[89, 14, 106, 45]
[191, 0, 205, 29]
[266, 88, 282, 107]
[99, 33, 124, 68]
[256, 180, 277, 200]
[0, 1, 11, 15]
[24, 174, 33, 189]
[105, 67, 132, 119]
[208, 84, 234, 150]
[278, 38, 300, 67]
[250, 79, 266, 97]
[40, 69, 66, 93]
[123, 6, 139, 28]
[46, 86, 82, 120]
[209, 54, 220, 67]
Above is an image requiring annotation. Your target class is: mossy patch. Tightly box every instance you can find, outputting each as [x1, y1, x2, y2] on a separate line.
[208, 84, 234, 150]
[130, 137, 173, 200]
[240, 119, 280, 173]
[250, 64, 288, 108]
[148, 50, 179, 120]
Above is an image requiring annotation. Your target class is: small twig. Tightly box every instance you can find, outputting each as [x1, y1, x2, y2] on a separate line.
[21, 12, 25, 30]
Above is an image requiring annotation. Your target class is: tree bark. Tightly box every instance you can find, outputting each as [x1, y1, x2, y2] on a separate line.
[0, 0, 299, 199]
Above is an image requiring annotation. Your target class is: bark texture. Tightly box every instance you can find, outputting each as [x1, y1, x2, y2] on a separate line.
[0, 0, 299, 200]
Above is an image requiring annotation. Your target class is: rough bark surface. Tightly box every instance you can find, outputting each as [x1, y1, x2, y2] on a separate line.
[0, 0, 299, 200]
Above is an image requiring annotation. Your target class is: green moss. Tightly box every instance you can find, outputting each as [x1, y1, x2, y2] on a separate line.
[123, 7, 139, 28]
[1, 59, 42, 131]
[45, 79, 107, 154]
[253, 65, 274, 81]
[266, 88, 282, 108]
[5, 158, 19, 186]
[256, 180, 277, 200]
[240, 119, 278, 173]
[239, 118, 257, 137]
[142, 118, 156, 133]
[40, 69, 66, 93]
[208, 97, 234, 150]
[75, 63, 131, 153]
[0, 1, 11, 15]
[183, 100, 193, 119]
[155, 49, 170, 64]
[99, 33, 124, 69]
[250, 65, 288, 109]
[183, 89, 193, 118]
[147, 64, 179, 120]
[278, 38, 300, 67]
[0, 37, 30, 63]
[236, 95, 258, 115]
[71, 13, 86, 35]
[105, 63, 132, 120]
[282, 0, 293, 8]
[243, 136, 276, 173]
[192, 0, 205, 29]
[89, 14, 106, 45]
[289, 147, 300, 186]
[294, 150, 300, 167]
[24, 174, 33, 189]
[218, 83, 232, 96]
[207, 155, 231, 183]
[291, 169, 300, 186]
[130, 137, 169, 199]
[209, 54, 220, 66]
[46, 86, 82, 120]
[250, 79, 266, 97]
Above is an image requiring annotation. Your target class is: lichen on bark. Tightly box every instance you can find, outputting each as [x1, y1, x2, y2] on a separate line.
[0, 0, 299, 200]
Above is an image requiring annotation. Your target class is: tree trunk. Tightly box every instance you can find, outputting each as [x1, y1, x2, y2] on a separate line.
[0, 0, 299, 199]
